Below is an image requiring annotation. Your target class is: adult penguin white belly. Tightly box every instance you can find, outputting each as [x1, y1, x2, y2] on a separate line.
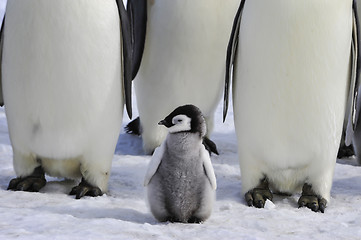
[132, 0, 240, 154]
[1, 0, 133, 199]
[224, 0, 360, 212]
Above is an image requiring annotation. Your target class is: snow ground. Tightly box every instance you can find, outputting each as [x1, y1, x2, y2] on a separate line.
[0, 96, 361, 240]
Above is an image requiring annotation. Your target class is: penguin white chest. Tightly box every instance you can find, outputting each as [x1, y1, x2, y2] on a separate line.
[134, 0, 240, 153]
[2, 0, 123, 159]
[233, 1, 352, 193]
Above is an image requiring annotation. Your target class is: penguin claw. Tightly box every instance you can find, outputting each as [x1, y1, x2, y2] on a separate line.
[298, 200, 306, 208]
[298, 195, 320, 212]
[255, 199, 265, 208]
[7, 166, 46, 192]
[8, 176, 46, 192]
[245, 192, 254, 207]
[298, 183, 327, 213]
[69, 178, 103, 199]
[319, 198, 327, 213]
[8, 178, 22, 190]
[245, 179, 273, 208]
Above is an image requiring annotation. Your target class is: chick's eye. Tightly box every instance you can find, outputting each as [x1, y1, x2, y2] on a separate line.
[178, 119, 183, 122]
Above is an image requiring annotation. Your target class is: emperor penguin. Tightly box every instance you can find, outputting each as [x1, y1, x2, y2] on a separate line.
[127, 0, 240, 154]
[144, 104, 217, 223]
[224, 0, 360, 212]
[1, 0, 135, 199]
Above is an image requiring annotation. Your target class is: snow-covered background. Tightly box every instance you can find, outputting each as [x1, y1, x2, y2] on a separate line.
[1, 1, 361, 240]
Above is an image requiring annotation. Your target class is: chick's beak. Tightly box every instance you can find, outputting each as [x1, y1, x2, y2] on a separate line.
[158, 120, 166, 126]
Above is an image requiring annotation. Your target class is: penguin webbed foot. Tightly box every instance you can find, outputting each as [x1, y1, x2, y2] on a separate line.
[7, 166, 46, 192]
[69, 178, 103, 199]
[202, 137, 219, 155]
[187, 216, 203, 224]
[165, 216, 203, 224]
[298, 183, 327, 213]
[245, 178, 273, 208]
[124, 117, 142, 136]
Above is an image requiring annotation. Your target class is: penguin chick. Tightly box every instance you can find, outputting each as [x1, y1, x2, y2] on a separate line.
[144, 105, 217, 223]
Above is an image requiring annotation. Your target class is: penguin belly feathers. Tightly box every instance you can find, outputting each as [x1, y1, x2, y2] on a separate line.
[144, 105, 217, 223]
[2, 0, 133, 198]
[224, 0, 359, 212]
[132, 0, 240, 154]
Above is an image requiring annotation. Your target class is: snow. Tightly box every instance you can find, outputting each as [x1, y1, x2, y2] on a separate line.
[0, 1, 361, 239]
[1, 94, 361, 240]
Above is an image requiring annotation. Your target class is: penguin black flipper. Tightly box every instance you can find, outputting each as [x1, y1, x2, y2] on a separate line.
[116, 0, 133, 119]
[345, 0, 361, 145]
[223, 0, 246, 122]
[127, 0, 147, 79]
[352, 0, 361, 130]
[202, 136, 219, 155]
[0, 15, 5, 107]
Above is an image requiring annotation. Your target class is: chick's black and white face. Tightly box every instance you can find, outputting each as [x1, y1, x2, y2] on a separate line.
[159, 104, 206, 136]
[168, 114, 192, 133]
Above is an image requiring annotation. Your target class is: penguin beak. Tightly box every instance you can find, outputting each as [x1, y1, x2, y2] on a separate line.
[158, 120, 166, 126]
[158, 119, 173, 128]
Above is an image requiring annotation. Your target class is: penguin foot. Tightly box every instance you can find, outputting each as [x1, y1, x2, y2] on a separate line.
[245, 178, 273, 208]
[124, 117, 142, 136]
[337, 144, 355, 159]
[164, 216, 202, 224]
[202, 137, 219, 155]
[69, 178, 103, 199]
[7, 166, 46, 192]
[187, 216, 203, 224]
[298, 183, 327, 213]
